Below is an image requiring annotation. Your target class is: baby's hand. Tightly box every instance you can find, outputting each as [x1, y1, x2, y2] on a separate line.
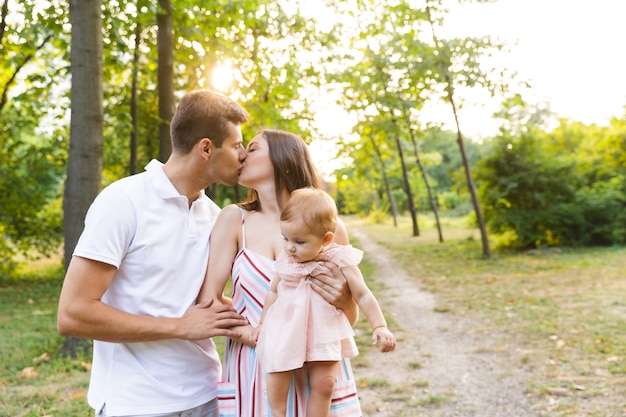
[372, 326, 396, 353]
[250, 325, 261, 344]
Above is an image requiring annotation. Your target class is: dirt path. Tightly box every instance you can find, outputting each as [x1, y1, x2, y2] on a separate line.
[350, 227, 540, 417]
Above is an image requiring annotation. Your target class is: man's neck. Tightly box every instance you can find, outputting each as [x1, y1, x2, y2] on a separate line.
[163, 157, 205, 206]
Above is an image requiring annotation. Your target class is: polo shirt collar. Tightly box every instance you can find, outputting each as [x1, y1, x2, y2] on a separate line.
[144, 159, 190, 201]
[144, 159, 213, 207]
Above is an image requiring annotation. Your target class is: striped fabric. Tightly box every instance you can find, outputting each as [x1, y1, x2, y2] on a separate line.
[218, 210, 362, 417]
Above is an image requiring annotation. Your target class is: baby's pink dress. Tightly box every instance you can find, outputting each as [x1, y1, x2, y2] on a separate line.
[256, 243, 361, 373]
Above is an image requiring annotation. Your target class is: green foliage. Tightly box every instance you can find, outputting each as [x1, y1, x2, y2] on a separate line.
[365, 201, 391, 224]
[2, 0, 626, 267]
[476, 132, 579, 248]
[575, 180, 626, 245]
[1, 0, 349, 268]
[0, 95, 66, 272]
[477, 100, 626, 248]
[334, 168, 378, 215]
[0, 0, 69, 272]
[436, 191, 460, 211]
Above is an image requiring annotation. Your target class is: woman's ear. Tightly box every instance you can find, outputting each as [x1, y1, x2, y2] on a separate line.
[322, 232, 335, 246]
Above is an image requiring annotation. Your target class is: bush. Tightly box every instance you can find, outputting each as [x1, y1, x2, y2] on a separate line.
[575, 180, 626, 245]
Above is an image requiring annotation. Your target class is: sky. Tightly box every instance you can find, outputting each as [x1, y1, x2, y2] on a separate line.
[312, 0, 626, 142]
[427, 0, 626, 138]
[308, 0, 626, 176]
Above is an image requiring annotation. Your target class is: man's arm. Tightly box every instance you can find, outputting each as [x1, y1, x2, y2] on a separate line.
[57, 256, 247, 342]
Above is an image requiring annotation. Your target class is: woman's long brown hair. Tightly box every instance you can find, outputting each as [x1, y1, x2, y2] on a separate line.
[239, 129, 322, 212]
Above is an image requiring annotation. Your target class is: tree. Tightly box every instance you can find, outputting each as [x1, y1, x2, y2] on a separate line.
[363, 127, 399, 226]
[335, 130, 401, 218]
[0, 0, 68, 272]
[129, 6, 142, 175]
[477, 131, 579, 249]
[0, 2, 52, 114]
[333, 1, 452, 237]
[425, 1, 491, 257]
[477, 97, 626, 248]
[60, 0, 103, 357]
[157, 0, 173, 162]
[402, 106, 443, 241]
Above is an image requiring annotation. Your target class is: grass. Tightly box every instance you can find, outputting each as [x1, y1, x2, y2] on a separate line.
[345, 214, 626, 416]
[2, 214, 626, 416]
[0, 260, 92, 417]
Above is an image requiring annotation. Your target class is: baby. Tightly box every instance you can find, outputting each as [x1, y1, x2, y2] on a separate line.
[254, 187, 396, 417]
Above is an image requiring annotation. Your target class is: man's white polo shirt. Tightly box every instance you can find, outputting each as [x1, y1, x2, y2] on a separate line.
[73, 160, 221, 415]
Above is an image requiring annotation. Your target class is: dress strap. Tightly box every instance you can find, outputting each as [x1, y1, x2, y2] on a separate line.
[239, 207, 246, 249]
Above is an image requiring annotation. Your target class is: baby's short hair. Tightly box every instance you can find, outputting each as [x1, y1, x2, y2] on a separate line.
[281, 188, 338, 237]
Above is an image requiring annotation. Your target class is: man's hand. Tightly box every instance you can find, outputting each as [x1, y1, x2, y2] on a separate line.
[179, 298, 247, 340]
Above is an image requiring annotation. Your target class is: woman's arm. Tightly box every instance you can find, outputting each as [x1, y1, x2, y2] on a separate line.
[197, 205, 255, 343]
[198, 205, 241, 304]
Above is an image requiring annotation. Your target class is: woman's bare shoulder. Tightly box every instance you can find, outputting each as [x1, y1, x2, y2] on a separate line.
[221, 203, 243, 215]
[215, 204, 244, 226]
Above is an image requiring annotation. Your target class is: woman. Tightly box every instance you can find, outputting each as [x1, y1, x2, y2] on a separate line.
[198, 129, 362, 417]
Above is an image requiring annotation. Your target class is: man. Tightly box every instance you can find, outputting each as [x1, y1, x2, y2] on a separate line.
[57, 90, 250, 417]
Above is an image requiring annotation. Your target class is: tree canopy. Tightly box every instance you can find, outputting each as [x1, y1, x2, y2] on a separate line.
[1, 0, 624, 273]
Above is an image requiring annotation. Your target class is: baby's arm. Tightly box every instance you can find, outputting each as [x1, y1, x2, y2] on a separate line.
[252, 274, 281, 342]
[343, 264, 396, 353]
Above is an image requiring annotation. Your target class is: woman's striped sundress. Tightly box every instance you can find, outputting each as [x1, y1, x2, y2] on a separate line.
[217, 209, 362, 417]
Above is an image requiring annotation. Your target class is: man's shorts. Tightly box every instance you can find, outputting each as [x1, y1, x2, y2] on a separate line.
[96, 399, 218, 417]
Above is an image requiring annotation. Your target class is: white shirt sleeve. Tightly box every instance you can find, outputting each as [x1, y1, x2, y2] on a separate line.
[73, 184, 137, 268]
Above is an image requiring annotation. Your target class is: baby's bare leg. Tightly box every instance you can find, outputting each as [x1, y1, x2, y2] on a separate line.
[306, 361, 339, 417]
[267, 371, 292, 417]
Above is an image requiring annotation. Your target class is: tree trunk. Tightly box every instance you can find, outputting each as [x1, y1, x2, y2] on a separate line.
[367, 133, 398, 227]
[381, 168, 398, 227]
[394, 133, 419, 236]
[157, 0, 174, 162]
[129, 20, 141, 175]
[426, 2, 490, 257]
[0, 0, 8, 45]
[448, 89, 490, 257]
[61, 0, 104, 357]
[403, 108, 443, 241]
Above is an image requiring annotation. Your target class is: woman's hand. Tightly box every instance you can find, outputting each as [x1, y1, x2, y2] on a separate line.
[309, 261, 359, 324]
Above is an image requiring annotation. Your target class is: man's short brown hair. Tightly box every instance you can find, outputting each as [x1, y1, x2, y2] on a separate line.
[170, 90, 250, 154]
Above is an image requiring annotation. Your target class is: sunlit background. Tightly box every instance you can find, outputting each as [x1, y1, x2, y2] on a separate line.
[442, 0, 626, 137]
[208, 0, 626, 178]
[211, 61, 236, 92]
